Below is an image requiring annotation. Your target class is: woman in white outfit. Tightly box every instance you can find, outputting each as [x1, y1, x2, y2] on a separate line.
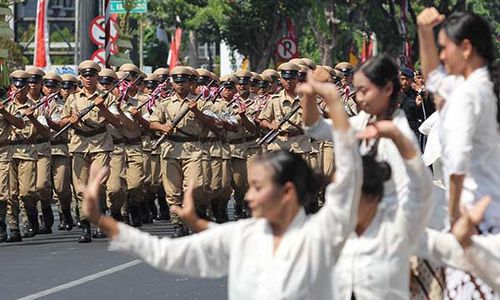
[80, 82, 362, 300]
[418, 8, 500, 298]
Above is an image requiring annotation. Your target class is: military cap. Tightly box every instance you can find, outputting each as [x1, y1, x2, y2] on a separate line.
[261, 69, 280, 80]
[170, 66, 192, 83]
[115, 71, 127, 80]
[61, 74, 78, 83]
[300, 58, 316, 70]
[195, 68, 212, 85]
[260, 74, 273, 83]
[153, 67, 169, 76]
[298, 64, 309, 73]
[251, 73, 263, 81]
[60, 74, 79, 89]
[119, 63, 140, 74]
[139, 71, 146, 79]
[26, 67, 46, 78]
[98, 68, 117, 84]
[209, 72, 219, 82]
[288, 58, 303, 65]
[10, 70, 30, 88]
[220, 74, 237, 85]
[399, 66, 414, 79]
[278, 62, 301, 79]
[234, 70, 252, 84]
[256, 74, 273, 88]
[43, 71, 62, 88]
[78, 60, 101, 75]
[144, 73, 160, 82]
[334, 62, 354, 74]
[196, 68, 212, 78]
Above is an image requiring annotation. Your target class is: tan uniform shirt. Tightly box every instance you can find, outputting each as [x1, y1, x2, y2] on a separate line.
[150, 93, 208, 159]
[62, 89, 114, 153]
[258, 90, 311, 153]
[142, 96, 165, 155]
[204, 100, 232, 159]
[0, 103, 14, 162]
[29, 94, 51, 157]
[49, 96, 70, 156]
[8, 99, 39, 160]
[226, 98, 259, 159]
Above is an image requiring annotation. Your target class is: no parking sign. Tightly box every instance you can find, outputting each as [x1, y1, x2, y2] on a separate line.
[89, 15, 118, 47]
[276, 37, 298, 60]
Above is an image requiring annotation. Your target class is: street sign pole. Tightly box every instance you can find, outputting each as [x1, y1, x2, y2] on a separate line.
[104, 0, 111, 67]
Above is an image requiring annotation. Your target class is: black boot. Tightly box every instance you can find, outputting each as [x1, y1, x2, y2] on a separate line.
[92, 227, 106, 238]
[38, 208, 54, 234]
[129, 205, 142, 227]
[141, 202, 152, 224]
[5, 229, 22, 243]
[0, 219, 7, 243]
[78, 220, 91, 243]
[23, 209, 39, 237]
[157, 187, 170, 221]
[148, 196, 158, 220]
[57, 212, 65, 231]
[171, 223, 187, 238]
[62, 209, 73, 231]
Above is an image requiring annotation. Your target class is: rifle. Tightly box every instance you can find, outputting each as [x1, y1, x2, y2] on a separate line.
[137, 81, 171, 110]
[53, 73, 131, 139]
[257, 103, 301, 146]
[1, 85, 28, 105]
[20, 92, 59, 117]
[151, 80, 216, 151]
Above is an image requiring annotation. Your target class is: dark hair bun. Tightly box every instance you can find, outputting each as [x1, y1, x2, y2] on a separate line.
[378, 161, 392, 182]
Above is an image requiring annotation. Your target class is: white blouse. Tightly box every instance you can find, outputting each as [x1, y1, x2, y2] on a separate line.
[333, 155, 433, 299]
[420, 230, 500, 293]
[304, 109, 419, 207]
[109, 128, 362, 300]
[428, 66, 500, 230]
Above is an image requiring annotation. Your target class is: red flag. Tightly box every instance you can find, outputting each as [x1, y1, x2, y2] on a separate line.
[361, 32, 368, 63]
[168, 17, 182, 67]
[34, 0, 50, 68]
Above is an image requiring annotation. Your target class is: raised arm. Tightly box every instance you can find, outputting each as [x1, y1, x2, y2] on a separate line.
[82, 164, 232, 278]
[417, 7, 445, 80]
[297, 77, 362, 247]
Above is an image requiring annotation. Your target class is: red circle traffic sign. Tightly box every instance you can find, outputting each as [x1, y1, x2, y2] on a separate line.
[90, 46, 118, 64]
[276, 37, 298, 60]
[89, 16, 118, 47]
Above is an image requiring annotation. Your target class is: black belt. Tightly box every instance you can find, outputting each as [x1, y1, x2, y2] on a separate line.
[9, 139, 32, 145]
[51, 139, 68, 145]
[278, 131, 303, 138]
[228, 135, 259, 144]
[34, 138, 49, 144]
[73, 126, 107, 137]
[125, 137, 142, 145]
[112, 138, 125, 145]
[201, 137, 220, 143]
[166, 136, 200, 143]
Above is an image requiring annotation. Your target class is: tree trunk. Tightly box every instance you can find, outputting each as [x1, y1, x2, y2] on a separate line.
[188, 31, 199, 68]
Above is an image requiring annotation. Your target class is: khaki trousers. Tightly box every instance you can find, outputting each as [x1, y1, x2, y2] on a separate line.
[8, 158, 37, 230]
[52, 155, 72, 211]
[106, 146, 127, 215]
[125, 149, 145, 207]
[72, 152, 110, 220]
[162, 156, 204, 224]
[0, 160, 9, 220]
[36, 155, 52, 209]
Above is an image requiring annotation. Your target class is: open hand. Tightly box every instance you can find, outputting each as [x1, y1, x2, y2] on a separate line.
[452, 196, 491, 248]
[82, 164, 109, 224]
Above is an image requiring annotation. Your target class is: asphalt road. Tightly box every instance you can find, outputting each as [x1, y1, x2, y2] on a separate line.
[0, 215, 228, 300]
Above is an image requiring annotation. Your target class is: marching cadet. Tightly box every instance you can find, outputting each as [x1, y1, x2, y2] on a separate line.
[258, 62, 312, 160]
[26, 67, 54, 235]
[153, 68, 169, 83]
[261, 69, 281, 94]
[98, 68, 127, 230]
[334, 62, 359, 116]
[299, 57, 317, 70]
[234, 70, 257, 104]
[0, 71, 27, 243]
[43, 72, 73, 232]
[297, 64, 309, 83]
[6, 70, 50, 241]
[149, 66, 216, 237]
[117, 63, 148, 226]
[222, 75, 260, 219]
[60, 60, 121, 243]
[201, 71, 235, 223]
[137, 73, 167, 220]
[60, 74, 80, 227]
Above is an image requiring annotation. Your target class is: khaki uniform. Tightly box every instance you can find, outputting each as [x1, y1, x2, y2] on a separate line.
[49, 97, 72, 213]
[7, 100, 39, 231]
[342, 84, 358, 117]
[204, 99, 233, 222]
[150, 93, 208, 224]
[0, 106, 14, 226]
[28, 94, 53, 215]
[258, 90, 311, 157]
[227, 97, 261, 217]
[62, 90, 114, 220]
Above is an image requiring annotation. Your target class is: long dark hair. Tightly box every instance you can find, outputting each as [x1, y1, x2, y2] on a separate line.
[255, 150, 321, 207]
[361, 155, 392, 200]
[357, 54, 401, 120]
[442, 12, 499, 126]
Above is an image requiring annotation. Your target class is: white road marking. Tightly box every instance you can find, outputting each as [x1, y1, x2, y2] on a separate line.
[18, 260, 142, 300]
